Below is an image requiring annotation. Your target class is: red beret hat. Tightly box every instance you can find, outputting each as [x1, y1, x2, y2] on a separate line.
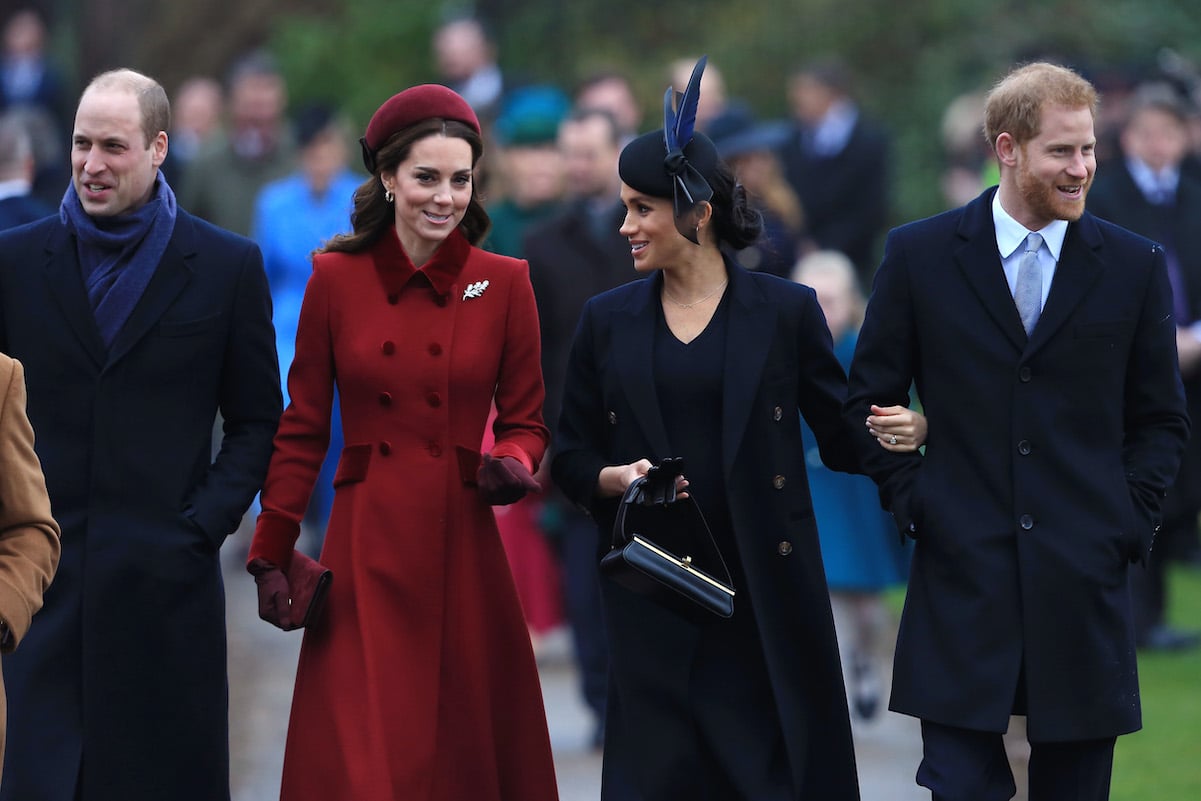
[359, 84, 481, 173]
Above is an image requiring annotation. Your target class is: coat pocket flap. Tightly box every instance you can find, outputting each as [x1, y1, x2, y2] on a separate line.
[456, 446, 482, 486]
[333, 443, 373, 487]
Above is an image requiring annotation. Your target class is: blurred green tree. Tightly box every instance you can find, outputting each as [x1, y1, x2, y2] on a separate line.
[51, 0, 1201, 223]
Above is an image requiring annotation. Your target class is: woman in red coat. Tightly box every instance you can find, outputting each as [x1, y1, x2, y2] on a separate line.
[246, 85, 557, 801]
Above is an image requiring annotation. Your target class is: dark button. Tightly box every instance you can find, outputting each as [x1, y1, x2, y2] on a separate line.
[777, 541, 793, 556]
[428, 343, 443, 356]
[379, 441, 393, 456]
[607, 411, 617, 425]
[427, 392, 442, 408]
[435, 295, 448, 307]
[1018, 440, 1031, 455]
[772, 475, 786, 490]
[381, 341, 395, 355]
[773, 406, 783, 422]
[1019, 366, 1032, 382]
[387, 293, 400, 305]
[1019, 514, 1034, 530]
[429, 442, 442, 458]
[379, 392, 392, 407]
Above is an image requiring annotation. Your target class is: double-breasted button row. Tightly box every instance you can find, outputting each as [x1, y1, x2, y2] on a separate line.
[379, 441, 393, 456]
[772, 406, 783, 422]
[428, 441, 442, 457]
[607, 411, 617, 425]
[379, 392, 392, 407]
[772, 475, 786, 490]
[1017, 440, 1032, 456]
[777, 541, 793, 556]
[381, 341, 395, 355]
[1019, 514, 1034, 530]
[427, 392, 442, 408]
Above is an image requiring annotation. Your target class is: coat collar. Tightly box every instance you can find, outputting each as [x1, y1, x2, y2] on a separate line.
[41, 212, 197, 369]
[954, 187, 1104, 354]
[371, 226, 470, 299]
[609, 257, 775, 478]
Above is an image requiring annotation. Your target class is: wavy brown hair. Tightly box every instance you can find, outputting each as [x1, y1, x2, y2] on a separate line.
[983, 62, 1098, 152]
[321, 118, 491, 254]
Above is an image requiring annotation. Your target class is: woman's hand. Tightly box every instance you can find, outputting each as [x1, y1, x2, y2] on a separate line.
[596, 459, 690, 499]
[867, 404, 927, 452]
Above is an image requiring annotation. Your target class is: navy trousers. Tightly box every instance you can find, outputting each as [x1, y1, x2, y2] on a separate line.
[917, 720, 1116, 801]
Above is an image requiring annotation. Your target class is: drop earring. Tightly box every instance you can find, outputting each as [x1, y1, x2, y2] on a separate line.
[384, 187, 394, 203]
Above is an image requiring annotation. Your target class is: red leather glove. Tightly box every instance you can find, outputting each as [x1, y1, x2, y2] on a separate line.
[477, 454, 540, 505]
[248, 557, 294, 630]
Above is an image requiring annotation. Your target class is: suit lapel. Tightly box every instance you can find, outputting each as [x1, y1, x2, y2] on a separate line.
[611, 276, 672, 458]
[954, 191, 1027, 351]
[106, 214, 195, 366]
[41, 227, 107, 369]
[1027, 213, 1105, 352]
[721, 264, 774, 479]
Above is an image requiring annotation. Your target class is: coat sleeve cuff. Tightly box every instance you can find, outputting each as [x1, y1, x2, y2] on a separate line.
[247, 511, 300, 570]
[0, 581, 29, 654]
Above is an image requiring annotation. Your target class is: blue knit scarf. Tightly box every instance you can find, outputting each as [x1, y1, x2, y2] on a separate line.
[60, 172, 178, 348]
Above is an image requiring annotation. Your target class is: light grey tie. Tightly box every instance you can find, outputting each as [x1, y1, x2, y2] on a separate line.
[1015, 232, 1043, 335]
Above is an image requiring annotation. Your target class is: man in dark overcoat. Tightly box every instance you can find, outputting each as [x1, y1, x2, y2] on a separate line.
[846, 62, 1189, 800]
[777, 59, 890, 285]
[0, 110, 53, 230]
[0, 68, 281, 801]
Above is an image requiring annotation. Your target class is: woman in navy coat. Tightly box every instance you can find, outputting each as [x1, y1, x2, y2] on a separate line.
[552, 59, 924, 801]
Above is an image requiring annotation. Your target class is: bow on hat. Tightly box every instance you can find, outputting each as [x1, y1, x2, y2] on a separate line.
[663, 56, 714, 243]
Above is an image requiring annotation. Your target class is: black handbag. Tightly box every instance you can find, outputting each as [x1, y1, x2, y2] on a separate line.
[599, 459, 736, 620]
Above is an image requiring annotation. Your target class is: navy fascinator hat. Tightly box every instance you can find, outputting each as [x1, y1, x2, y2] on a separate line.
[618, 56, 717, 244]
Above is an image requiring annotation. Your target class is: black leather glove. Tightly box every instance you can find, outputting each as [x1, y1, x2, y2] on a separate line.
[249, 557, 294, 630]
[477, 454, 541, 505]
[638, 457, 686, 506]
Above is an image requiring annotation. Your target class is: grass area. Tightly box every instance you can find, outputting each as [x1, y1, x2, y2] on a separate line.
[1111, 565, 1201, 801]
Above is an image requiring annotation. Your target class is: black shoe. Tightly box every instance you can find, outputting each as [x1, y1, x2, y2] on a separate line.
[1138, 625, 1201, 652]
[850, 654, 882, 720]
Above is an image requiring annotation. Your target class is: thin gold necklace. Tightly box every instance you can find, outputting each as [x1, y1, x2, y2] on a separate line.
[662, 279, 728, 310]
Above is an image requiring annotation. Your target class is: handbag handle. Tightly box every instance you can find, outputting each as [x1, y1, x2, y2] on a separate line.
[611, 469, 735, 591]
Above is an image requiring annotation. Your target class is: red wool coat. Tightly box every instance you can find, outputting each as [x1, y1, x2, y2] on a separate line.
[250, 228, 556, 801]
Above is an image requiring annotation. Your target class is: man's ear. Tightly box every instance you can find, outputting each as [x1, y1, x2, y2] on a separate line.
[152, 131, 168, 169]
[995, 132, 1019, 168]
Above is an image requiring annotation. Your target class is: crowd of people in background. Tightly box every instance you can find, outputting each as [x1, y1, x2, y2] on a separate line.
[2, 3, 1201, 800]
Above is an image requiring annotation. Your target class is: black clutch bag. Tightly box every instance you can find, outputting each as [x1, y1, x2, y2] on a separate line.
[600, 459, 735, 620]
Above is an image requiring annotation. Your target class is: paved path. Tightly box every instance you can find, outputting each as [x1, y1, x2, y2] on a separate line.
[224, 546, 926, 800]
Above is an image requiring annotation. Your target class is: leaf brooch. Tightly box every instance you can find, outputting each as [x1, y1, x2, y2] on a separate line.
[462, 280, 490, 301]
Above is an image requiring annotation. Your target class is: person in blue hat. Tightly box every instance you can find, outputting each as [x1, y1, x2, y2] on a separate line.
[552, 57, 925, 800]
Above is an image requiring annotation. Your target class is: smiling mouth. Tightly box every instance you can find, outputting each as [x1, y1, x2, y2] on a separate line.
[1058, 184, 1084, 198]
[630, 242, 647, 254]
[424, 211, 452, 223]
